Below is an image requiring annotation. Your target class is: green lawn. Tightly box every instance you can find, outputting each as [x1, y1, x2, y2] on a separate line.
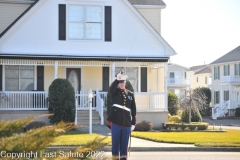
[51, 128, 240, 147]
[50, 129, 112, 146]
[131, 128, 240, 147]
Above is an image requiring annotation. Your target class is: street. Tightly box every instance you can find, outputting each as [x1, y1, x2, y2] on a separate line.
[103, 152, 240, 160]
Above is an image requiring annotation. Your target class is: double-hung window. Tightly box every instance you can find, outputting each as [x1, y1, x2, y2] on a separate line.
[68, 5, 102, 40]
[214, 91, 220, 104]
[115, 67, 138, 92]
[5, 65, 34, 91]
[214, 66, 220, 80]
[224, 65, 230, 76]
[224, 90, 229, 101]
[235, 63, 240, 76]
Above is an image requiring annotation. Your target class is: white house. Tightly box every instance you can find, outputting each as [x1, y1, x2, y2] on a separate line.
[167, 63, 190, 97]
[0, 0, 176, 128]
[210, 46, 240, 119]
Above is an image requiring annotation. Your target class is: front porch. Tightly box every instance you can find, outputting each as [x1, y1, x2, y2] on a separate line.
[0, 58, 169, 127]
[212, 83, 240, 119]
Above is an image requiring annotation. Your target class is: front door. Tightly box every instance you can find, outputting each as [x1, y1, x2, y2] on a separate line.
[66, 68, 81, 92]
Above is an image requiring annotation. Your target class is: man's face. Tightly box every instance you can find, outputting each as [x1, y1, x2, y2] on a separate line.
[118, 82, 126, 89]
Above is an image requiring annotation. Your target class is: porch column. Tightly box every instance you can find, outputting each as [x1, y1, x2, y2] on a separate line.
[2, 65, 5, 91]
[54, 61, 58, 79]
[111, 62, 115, 82]
[164, 63, 168, 111]
[229, 84, 232, 110]
[220, 84, 223, 103]
[158, 68, 160, 92]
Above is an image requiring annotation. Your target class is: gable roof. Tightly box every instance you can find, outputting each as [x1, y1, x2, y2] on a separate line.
[210, 46, 240, 65]
[0, 0, 39, 38]
[195, 67, 211, 75]
[188, 65, 207, 71]
[128, 0, 166, 6]
[168, 63, 189, 69]
[0, 0, 176, 60]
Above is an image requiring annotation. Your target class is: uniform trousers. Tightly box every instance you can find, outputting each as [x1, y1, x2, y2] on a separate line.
[111, 123, 131, 160]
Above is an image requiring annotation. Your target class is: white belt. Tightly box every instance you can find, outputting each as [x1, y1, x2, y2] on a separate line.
[113, 104, 131, 112]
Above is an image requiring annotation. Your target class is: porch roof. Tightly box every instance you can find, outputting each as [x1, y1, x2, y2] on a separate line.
[0, 54, 169, 62]
[0, 55, 167, 68]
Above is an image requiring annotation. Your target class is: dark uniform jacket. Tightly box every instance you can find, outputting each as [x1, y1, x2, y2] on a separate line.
[107, 79, 137, 127]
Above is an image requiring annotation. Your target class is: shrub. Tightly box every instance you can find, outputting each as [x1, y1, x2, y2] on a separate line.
[181, 108, 202, 123]
[23, 121, 46, 131]
[134, 120, 153, 131]
[48, 78, 75, 124]
[168, 113, 171, 120]
[169, 116, 182, 123]
[107, 80, 134, 115]
[168, 92, 180, 115]
[235, 107, 240, 117]
[162, 122, 209, 130]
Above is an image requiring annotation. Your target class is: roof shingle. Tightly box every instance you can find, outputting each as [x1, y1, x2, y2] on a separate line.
[210, 46, 240, 65]
[128, 0, 166, 6]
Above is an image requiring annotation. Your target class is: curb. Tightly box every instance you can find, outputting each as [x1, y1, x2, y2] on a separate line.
[46, 146, 240, 152]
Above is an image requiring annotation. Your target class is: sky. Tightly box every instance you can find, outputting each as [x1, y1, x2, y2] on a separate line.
[161, 0, 240, 68]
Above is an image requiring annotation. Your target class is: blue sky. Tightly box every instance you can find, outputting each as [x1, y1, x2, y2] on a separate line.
[161, 0, 240, 67]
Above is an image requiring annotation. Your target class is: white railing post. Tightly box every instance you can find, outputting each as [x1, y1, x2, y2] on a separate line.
[89, 89, 93, 136]
[101, 99, 104, 125]
[54, 61, 58, 79]
[75, 92, 78, 125]
[164, 63, 168, 111]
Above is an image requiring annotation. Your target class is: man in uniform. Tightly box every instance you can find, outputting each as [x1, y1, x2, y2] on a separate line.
[107, 71, 137, 160]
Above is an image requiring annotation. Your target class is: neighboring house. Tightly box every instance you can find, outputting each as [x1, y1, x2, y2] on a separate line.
[210, 46, 240, 119]
[167, 63, 190, 97]
[188, 65, 212, 89]
[0, 0, 176, 128]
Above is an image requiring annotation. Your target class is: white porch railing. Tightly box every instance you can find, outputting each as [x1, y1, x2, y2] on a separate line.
[212, 101, 229, 119]
[167, 78, 190, 86]
[134, 92, 166, 110]
[0, 91, 166, 111]
[0, 91, 48, 110]
[96, 89, 105, 125]
[221, 75, 240, 83]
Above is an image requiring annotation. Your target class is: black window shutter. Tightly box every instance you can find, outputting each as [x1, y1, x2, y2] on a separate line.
[141, 67, 147, 92]
[0, 65, 2, 91]
[37, 66, 44, 91]
[102, 67, 109, 91]
[59, 4, 66, 40]
[105, 6, 112, 42]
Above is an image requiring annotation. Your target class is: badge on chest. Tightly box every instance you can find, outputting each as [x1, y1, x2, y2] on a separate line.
[128, 96, 133, 100]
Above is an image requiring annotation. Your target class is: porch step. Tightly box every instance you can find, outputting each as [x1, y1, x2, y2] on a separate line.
[76, 110, 101, 125]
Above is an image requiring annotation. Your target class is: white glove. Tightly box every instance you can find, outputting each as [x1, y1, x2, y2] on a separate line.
[131, 125, 135, 131]
[115, 71, 123, 78]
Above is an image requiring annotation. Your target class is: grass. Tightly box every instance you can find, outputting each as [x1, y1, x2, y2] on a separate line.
[51, 128, 240, 147]
[50, 129, 111, 146]
[131, 128, 240, 147]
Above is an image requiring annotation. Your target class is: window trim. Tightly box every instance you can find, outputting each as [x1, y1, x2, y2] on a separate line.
[4, 65, 36, 91]
[66, 4, 104, 41]
[224, 65, 230, 76]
